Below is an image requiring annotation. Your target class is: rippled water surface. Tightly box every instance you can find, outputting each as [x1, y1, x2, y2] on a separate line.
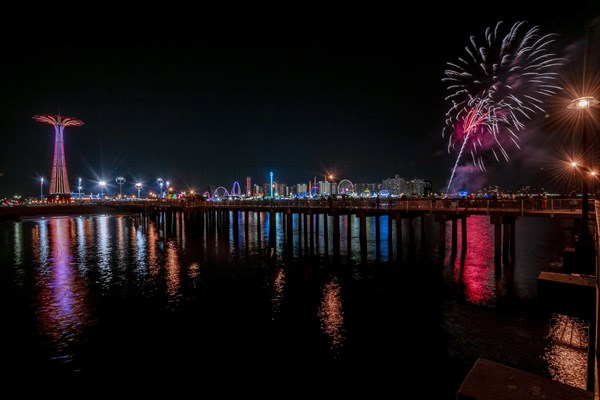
[0, 211, 588, 396]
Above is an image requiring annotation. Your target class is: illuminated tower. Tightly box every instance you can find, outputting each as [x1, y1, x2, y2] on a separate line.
[33, 114, 84, 203]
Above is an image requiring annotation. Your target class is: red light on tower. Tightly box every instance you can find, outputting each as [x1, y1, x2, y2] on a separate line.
[33, 114, 84, 204]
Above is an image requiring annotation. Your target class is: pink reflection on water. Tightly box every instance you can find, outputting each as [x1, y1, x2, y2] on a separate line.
[543, 313, 588, 389]
[446, 215, 497, 306]
[318, 277, 345, 353]
[34, 217, 93, 363]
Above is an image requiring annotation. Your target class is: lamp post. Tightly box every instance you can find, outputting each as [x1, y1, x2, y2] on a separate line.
[135, 182, 142, 199]
[40, 177, 44, 200]
[99, 181, 106, 198]
[270, 171, 273, 198]
[568, 96, 598, 242]
[157, 178, 164, 198]
[116, 176, 125, 197]
[78, 177, 82, 199]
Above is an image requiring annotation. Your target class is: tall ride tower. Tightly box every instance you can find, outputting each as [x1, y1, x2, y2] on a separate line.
[33, 114, 84, 203]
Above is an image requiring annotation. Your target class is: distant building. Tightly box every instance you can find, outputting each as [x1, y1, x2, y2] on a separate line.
[380, 175, 429, 196]
[245, 176, 252, 197]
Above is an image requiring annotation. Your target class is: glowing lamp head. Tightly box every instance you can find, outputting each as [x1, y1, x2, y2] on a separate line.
[572, 162, 578, 168]
[99, 181, 106, 187]
[568, 96, 599, 110]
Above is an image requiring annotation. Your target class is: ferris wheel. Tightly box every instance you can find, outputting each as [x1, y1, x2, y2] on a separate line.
[337, 179, 354, 195]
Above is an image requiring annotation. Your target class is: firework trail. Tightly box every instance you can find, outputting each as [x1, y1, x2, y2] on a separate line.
[443, 21, 564, 193]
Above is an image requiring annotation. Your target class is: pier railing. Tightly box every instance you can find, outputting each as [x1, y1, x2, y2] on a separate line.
[151, 197, 595, 217]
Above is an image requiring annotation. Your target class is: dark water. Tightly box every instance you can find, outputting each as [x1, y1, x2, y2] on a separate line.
[0, 211, 588, 396]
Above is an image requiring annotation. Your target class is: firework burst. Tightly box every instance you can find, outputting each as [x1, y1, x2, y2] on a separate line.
[443, 21, 564, 192]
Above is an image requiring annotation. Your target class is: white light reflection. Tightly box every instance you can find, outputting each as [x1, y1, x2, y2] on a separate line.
[13, 222, 24, 286]
[543, 313, 588, 390]
[96, 216, 112, 287]
[318, 277, 345, 355]
[132, 224, 148, 277]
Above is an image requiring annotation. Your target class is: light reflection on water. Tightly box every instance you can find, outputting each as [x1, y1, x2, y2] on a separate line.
[544, 313, 588, 390]
[0, 211, 583, 394]
[34, 217, 93, 364]
[318, 277, 345, 355]
[270, 262, 285, 320]
[444, 215, 497, 306]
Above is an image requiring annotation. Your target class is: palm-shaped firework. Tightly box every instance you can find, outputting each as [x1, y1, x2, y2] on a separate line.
[443, 21, 564, 192]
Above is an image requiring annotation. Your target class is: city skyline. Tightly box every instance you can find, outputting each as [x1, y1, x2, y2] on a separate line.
[0, 3, 598, 196]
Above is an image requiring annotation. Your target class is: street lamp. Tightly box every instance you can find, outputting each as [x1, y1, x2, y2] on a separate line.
[116, 176, 125, 197]
[99, 181, 106, 198]
[157, 178, 164, 198]
[135, 182, 142, 199]
[270, 171, 273, 198]
[78, 177, 82, 199]
[40, 177, 44, 200]
[568, 96, 598, 242]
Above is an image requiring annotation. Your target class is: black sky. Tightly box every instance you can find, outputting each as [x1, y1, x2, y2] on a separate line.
[1, 2, 599, 196]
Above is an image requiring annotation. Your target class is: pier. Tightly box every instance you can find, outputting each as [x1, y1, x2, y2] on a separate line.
[126, 196, 596, 267]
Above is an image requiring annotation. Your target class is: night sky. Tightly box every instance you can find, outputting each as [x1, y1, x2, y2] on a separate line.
[1, 3, 599, 196]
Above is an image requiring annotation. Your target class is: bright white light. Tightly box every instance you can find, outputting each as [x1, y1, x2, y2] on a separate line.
[99, 181, 106, 187]
[568, 96, 599, 110]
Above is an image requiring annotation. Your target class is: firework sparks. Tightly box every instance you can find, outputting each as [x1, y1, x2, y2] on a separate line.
[443, 21, 564, 192]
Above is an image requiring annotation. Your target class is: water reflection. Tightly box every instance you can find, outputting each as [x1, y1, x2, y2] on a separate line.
[165, 240, 181, 305]
[270, 263, 286, 320]
[0, 209, 574, 393]
[13, 222, 24, 286]
[96, 216, 112, 286]
[318, 277, 345, 355]
[35, 217, 92, 364]
[543, 313, 588, 390]
[445, 216, 497, 306]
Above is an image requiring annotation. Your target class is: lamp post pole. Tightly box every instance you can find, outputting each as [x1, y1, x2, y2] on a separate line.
[40, 177, 43, 200]
[157, 178, 164, 198]
[569, 96, 598, 242]
[116, 176, 125, 197]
